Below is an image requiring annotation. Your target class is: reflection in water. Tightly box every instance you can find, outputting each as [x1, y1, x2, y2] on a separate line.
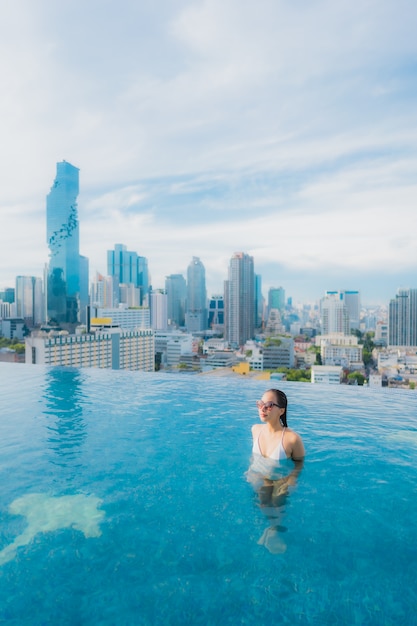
[246, 454, 304, 554]
[41, 368, 88, 465]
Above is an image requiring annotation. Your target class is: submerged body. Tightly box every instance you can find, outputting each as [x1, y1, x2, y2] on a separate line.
[248, 389, 305, 553]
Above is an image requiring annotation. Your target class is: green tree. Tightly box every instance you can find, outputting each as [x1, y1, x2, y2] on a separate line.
[347, 371, 365, 386]
[272, 367, 311, 383]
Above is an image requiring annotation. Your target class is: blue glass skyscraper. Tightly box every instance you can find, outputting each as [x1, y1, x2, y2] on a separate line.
[107, 244, 150, 305]
[165, 273, 187, 328]
[46, 161, 88, 326]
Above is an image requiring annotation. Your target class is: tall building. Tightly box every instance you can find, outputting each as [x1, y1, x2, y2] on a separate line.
[137, 256, 150, 305]
[320, 292, 350, 335]
[186, 257, 207, 332]
[108, 244, 138, 285]
[150, 289, 168, 331]
[15, 276, 44, 327]
[255, 274, 263, 328]
[268, 287, 286, 313]
[208, 295, 224, 330]
[46, 161, 89, 326]
[0, 288, 15, 304]
[324, 290, 361, 332]
[119, 283, 141, 307]
[107, 244, 149, 305]
[389, 288, 417, 347]
[165, 274, 187, 328]
[224, 252, 255, 347]
[90, 273, 119, 309]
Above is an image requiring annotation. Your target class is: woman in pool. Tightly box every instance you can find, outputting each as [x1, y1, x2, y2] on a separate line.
[248, 388, 305, 553]
[252, 388, 305, 464]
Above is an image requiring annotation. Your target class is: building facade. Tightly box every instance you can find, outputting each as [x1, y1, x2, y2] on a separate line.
[90, 273, 119, 309]
[389, 288, 417, 347]
[186, 257, 207, 332]
[268, 287, 285, 314]
[208, 295, 224, 330]
[224, 252, 255, 347]
[26, 328, 154, 371]
[320, 292, 350, 335]
[311, 365, 343, 384]
[46, 161, 89, 326]
[15, 276, 44, 327]
[150, 290, 168, 331]
[93, 306, 150, 330]
[107, 244, 149, 306]
[322, 290, 361, 333]
[165, 274, 187, 328]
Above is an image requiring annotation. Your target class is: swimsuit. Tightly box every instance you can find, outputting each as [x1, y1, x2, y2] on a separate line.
[252, 427, 287, 461]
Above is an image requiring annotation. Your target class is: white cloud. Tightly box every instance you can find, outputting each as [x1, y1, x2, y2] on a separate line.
[0, 0, 416, 304]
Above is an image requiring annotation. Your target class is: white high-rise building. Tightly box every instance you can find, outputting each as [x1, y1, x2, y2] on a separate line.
[90, 273, 119, 308]
[321, 292, 350, 335]
[323, 290, 361, 332]
[225, 252, 255, 347]
[150, 290, 168, 331]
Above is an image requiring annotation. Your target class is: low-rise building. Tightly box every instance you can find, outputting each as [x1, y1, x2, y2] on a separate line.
[311, 365, 342, 384]
[25, 328, 154, 371]
[92, 306, 150, 330]
[202, 350, 238, 371]
[316, 334, 363, 368]
[262, 337, 294, 369]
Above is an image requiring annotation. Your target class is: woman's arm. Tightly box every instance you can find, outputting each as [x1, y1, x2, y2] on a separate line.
[291, 434, 305, 462]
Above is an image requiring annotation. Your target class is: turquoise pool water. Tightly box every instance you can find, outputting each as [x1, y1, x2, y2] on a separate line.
[1, 363, 416, 625]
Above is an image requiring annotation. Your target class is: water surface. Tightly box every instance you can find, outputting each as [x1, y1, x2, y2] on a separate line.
[1, 363, 416, 625]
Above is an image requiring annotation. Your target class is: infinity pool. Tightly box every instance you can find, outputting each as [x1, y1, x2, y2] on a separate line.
[1, 363, 416, 625]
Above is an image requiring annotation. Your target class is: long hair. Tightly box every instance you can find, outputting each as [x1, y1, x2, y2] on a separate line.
[269, 388, 288, 427]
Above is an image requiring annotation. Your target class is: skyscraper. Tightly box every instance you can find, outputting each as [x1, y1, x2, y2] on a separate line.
[343, 291, 360, 329]
[323, 290, 361, 332]
[224, 252, 255, 347]
[320, 292, 350, 335]
[165, 274, 187, 328]
[208, 295, 224, 330]
[46, 161, 88, 326]
[186, 257, 207, 332]
[107, 244, 138, 285]
[255, 274, 263, 328]
[268, 287, 286, 312]
[15, 276, 44, 327]
[107, 244, 150, 305]
[150, 289, 168, 331]
[90, 273, 119, 309]
[389, 288, 417, 347]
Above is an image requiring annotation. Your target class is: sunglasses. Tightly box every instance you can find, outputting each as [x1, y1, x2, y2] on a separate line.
[256, 400, 279, 411]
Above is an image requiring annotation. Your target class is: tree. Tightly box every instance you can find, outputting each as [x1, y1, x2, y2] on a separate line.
[347, 371, 365, 386]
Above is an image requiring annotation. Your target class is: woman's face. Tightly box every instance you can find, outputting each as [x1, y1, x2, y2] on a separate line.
[257, 391, 285, 423]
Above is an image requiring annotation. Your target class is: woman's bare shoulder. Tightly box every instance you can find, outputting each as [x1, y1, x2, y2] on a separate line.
[286, 429, 305, 458]
[251, 423, 262, 436]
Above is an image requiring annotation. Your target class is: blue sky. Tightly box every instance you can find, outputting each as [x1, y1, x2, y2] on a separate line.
[1, 0, 416, 305]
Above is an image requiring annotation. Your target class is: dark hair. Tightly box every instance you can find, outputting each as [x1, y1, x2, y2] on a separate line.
[268, 388, 288, 427]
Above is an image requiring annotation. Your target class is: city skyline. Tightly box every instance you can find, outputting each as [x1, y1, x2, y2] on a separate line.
[1, 2, 417, 305]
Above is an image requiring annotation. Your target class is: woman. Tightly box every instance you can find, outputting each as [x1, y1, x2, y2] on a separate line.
[248, 388, 305, 553]
[251, 388, 305, 463]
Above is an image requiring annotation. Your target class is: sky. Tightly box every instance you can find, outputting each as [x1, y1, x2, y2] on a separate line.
[1, 0, 416, 307]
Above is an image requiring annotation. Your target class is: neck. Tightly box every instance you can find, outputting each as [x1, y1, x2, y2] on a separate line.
[266, 418, 283, 433]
